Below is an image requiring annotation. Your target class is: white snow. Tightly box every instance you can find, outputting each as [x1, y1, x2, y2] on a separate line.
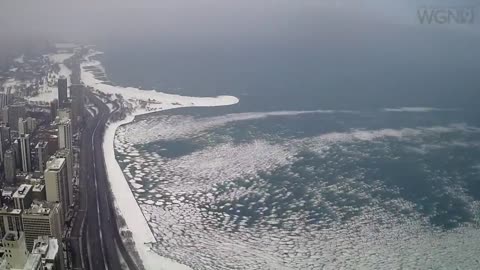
[27, 52, 73, 103]
[104, 117, 193, 270]
[48, 53, 74, 64]
[14, 54, 24, 64]
[82, 47, 238, 270]
[120, 110, 358, 144]
[81, 49, 239, 115]
[2, 78, 22, 94]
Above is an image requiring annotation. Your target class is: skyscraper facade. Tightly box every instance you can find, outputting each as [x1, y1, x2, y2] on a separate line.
[19, 134, 31, 172]
[57, 77, 68, 107]
[35, 141, 48, 172]
[57, 119, 72, 150]
[5, 104, 26, 131]
[44, 157, 69, 216]
[3, 148, 16, 184]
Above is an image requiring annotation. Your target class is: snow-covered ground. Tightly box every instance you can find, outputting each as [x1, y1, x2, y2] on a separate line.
[27, 52, 73, 103]
[2, 78, 22, 94]
[81, 48, 238, 270]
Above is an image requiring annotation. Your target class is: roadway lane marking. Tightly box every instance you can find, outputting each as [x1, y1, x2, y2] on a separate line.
[91, 112, 109, 270]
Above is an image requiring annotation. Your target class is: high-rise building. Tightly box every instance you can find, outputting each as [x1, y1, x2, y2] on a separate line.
[25, 117, 37, 133]
[18, 117, 28, 135]
[12, 139, 22, 169]
[3, 148, 17, 185]
[13, 184, 33, 210]
[70, 84, 84, 132]
[35, 141, 48, 172]
[21, 201, 63, 251]
[5, 103, 26, 130]
[44, 157, 69, 216]
[0, 134, 3, 163]
[1, 231, 29, 269]
[0, 92, 10, 110]
[50, 99, 58, 122]
[57, 77, 68, 107]
[47, 135, 59, 156]
[57, 118, 72, 150]
[56, 108, 71, 122]
[0, 124, 11, 145]
[0, 125, 8, 162]
[1, 107, 8, 124]
[53, 149, 73, 207]
[19, 134, 32, 172]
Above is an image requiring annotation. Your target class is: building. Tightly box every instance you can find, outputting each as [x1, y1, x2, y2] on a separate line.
[44, 158, 69, 216]
[0, 125, 10, 145]
[57, 77, 68, 108]
[56, 119, 71, 151]
[12, 139, 21, 169]
[13, 184, 33, 211]
[31, 185, 46, 201]
[18, 117, 28, 135]
[0, 93, 10, 111]
[0, 206, 22, 239]
[35, 141, 48, 172]
[25, 117, 36, 134]
[56, 108, 71, 122]
[4, 104, 26, 131]
[21, 201, 63, 251]
[53, 149, 73, 207]
[31, 236, 64, 270]
[1, 107, 7, 125]
[19, 134, 31, 173]
[0, 232, 64, 270]
[50, 100, 58, 122]
[0, 125, 8, 163]
[57, 107, 75, 133]
[70, 84, 84, 132]
[46, 135, 58, 157]
[0, 133, 3, 163]
[1, 231, 29, 269]
[3, 148, 16, 185]
[0, 125, 11, 161]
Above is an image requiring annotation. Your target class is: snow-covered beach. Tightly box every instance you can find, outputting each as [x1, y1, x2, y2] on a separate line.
[80, 48, 239, 270]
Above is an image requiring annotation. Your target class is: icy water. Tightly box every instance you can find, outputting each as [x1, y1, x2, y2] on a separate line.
[100, 25, 480, 269]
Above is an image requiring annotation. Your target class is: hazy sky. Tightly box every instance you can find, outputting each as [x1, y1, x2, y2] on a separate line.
[0, 0, 478, 62]
[1, 0, 478, 43]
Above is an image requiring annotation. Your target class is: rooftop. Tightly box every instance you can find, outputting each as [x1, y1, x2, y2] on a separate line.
[23, 201, 58, 216]
[13, 184, 32, 199]
[3, 231, 22, 242]
[0, 206, 22, 215]
[32, 185, 44, 192]
[46, 157, 65, 171]
[1, 189, 15, 198]
[55, 118, 70, 125]
[54, 148, 70, 157]
[32, 237, 58, 261]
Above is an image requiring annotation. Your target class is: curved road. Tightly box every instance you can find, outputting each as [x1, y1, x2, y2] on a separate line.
[70, 89, 139, 270]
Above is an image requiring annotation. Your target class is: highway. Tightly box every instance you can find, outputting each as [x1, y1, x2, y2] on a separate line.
[68, 89, 139, 270]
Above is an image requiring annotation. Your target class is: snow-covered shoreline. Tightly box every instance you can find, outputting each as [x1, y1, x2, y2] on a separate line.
[80, 48, 238, 270]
